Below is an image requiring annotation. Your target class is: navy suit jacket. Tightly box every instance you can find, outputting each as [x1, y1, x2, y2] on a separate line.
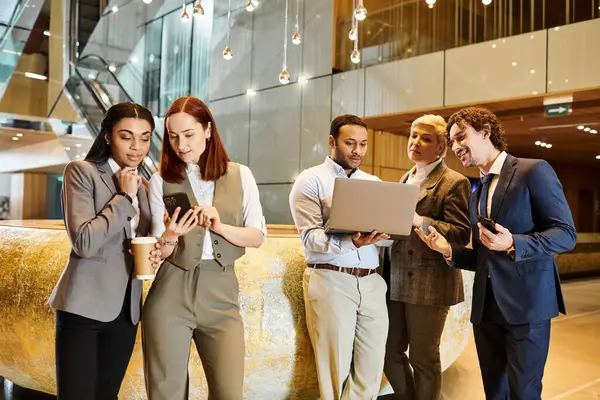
[451, 154, 576, 325]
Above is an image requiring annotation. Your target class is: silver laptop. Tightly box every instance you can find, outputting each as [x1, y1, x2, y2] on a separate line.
[325, 177, 420, 238]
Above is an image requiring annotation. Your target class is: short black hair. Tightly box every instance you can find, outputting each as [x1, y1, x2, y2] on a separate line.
[85, 102, 155, 164]
[330, 114, 367, 139]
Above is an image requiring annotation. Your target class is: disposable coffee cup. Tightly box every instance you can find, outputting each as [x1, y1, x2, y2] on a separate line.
[131, 237, 158, 280]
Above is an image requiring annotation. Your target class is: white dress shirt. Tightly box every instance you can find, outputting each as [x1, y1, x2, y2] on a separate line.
[480, 151, 508, 216]
[405, 158, 444, 186]
[148, 163, 267, 260]
[108, 157, 140, 237]
[289, 157, 391, 270]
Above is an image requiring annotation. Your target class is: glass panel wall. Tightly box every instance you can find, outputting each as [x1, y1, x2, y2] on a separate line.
[159, 4, 193, 115]
[143, 18, 163, 117]
[140, 1, 213, 117]
[334, 0, 600, 71]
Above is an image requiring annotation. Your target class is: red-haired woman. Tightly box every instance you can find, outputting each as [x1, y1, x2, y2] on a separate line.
[143, 96, 266, 400]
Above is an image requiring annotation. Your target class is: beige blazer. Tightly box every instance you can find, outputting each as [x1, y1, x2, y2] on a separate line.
[48, 160, 151, 323]
[384, 161, 471, 306]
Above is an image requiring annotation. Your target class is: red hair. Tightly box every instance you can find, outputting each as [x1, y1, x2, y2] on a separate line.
[160, 96, 230, 183]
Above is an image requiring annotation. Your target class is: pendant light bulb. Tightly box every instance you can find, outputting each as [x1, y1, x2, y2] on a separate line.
[180, 7, 190, 22]
[354, 3, 367, 20]
[350, 49, 361, 64]
[223, 46, 233, 60]
[193, 2, 205, 17]
[482, 0, 492, 4]
[348, 27, 357, 40]
[292, 31, 302, 45]
[279, 67, 291, 84]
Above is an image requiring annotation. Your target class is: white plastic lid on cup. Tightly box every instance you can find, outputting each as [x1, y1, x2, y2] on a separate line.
[131, 237, 158, 244]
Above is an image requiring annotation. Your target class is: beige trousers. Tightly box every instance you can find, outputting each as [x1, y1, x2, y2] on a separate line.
[142, 260, 244, 400]
[303, 267, 389, 400]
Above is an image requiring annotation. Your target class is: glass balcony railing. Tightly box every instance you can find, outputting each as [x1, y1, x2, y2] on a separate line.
[0, 0, 38, 98]
[335, 0, 600, 71]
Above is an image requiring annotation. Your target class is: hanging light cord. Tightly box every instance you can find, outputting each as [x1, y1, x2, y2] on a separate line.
[227, 0, 232, 46]
[283, 0, 289, 68]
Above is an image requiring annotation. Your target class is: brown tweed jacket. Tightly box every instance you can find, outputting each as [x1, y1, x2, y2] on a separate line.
[384, 161, 471, 306]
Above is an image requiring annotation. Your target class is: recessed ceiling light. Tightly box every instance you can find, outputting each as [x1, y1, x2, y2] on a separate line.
[540, 142, 547, 147]
[16, 133, 23, 137]
[546, 144, 553, 148]
[584, 127, 591, 132]
[597, 155, 600, 160]
[512, 62, 517, 66]
[591, 129, 598, 134]
[577, 125, 585, 130]
[12, 137, 18, 141]
[65, 146, 70, 150]
[535, 140, 541, 145]
[75, 143, 82, 147]
[43, 30, 50, 36]
[24, 72, 47, 80]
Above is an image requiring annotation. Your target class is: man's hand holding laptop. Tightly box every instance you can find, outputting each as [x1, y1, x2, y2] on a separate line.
[351, 231, 390, 248]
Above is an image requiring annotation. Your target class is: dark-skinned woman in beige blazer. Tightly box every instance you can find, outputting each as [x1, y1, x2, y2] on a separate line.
[48, 102, 162, 399]
[382, 114, 471, 400]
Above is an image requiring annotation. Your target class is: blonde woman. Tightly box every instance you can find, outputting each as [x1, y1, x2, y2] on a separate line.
[383, 115, 471, 400]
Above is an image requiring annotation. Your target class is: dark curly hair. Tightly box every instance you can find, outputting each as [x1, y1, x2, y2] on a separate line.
[446, 107, 508, 152]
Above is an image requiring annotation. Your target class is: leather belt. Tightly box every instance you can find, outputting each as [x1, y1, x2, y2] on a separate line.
[309, 263, 377, 277]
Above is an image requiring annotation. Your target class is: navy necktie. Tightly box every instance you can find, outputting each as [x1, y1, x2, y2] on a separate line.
[479, 174, 494, 217]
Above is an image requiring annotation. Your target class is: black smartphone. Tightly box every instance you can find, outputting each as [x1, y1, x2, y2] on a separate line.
[478, 215, 498, 234]
[163, 192, 193, 222]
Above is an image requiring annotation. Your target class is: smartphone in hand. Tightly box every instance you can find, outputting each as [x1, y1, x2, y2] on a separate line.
[163, 192, 193, 223]
[478, 215, 498, 234]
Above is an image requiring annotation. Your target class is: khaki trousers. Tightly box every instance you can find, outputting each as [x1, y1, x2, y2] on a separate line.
[303, 267, 389, 400]
[142, 260, 244, 400]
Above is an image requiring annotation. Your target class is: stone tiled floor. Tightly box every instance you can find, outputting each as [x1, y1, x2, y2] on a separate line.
[441, 276, 600, 400]
[2, 277, 600, 400]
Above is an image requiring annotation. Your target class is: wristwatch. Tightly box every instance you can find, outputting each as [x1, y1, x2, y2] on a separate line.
[507, 245, 516, 260]
[117, 192, 133, 204]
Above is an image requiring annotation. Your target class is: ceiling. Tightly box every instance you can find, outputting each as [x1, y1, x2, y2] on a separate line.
[0, 126, 57, 150]
[364, 87, 600, 166]
[0, 127, 92, 151]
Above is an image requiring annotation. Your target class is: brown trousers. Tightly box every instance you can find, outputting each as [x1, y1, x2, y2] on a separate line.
[142, 260, 244, 400]
[384, 301, 450, 400]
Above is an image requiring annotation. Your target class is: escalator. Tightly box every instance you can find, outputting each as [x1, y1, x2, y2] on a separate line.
[58, 54, 161, 179]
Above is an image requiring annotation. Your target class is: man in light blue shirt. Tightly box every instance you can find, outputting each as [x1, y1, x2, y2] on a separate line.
[289, 114, 391, 400]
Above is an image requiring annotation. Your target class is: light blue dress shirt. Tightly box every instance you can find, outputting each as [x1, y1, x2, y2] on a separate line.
[289, 157, 391, 269]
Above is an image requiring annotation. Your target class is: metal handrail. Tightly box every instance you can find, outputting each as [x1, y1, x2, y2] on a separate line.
[0, 0, 28, 51]
[78, 54, 137, 103]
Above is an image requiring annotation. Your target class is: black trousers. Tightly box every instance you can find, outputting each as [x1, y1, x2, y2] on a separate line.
[473, 279, 551, 400]
[55, 287, 137, 400]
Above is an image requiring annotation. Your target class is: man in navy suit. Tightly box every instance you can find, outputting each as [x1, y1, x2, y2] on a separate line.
[416, 107, 576, 399]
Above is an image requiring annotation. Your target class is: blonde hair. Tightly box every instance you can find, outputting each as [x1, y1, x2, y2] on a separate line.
[410, 114, 448, 158]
